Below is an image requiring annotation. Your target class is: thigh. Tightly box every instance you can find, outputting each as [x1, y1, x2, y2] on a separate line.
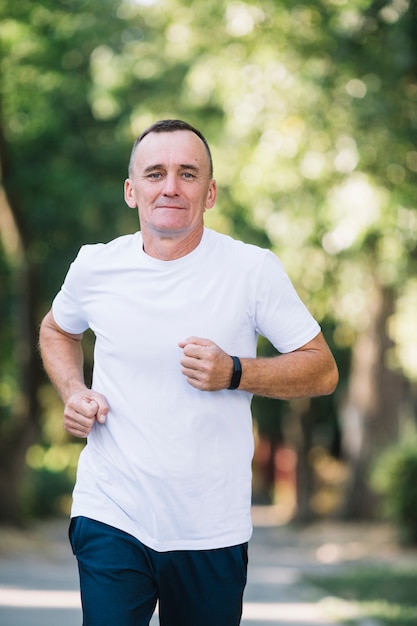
[69, 517, 158, 626]
[157, 543, 248, 626]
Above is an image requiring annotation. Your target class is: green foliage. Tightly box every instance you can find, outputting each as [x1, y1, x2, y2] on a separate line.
[1, 0, 417, 520]
[22, 441, 83, 518]
[2, 0, 417, 332]
[305, 566, 417, 626]
[371, 440, 417, 545]
[23, 467, 74, 519]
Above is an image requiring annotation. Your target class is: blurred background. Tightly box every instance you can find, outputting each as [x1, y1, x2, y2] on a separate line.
[1, 0, 417, 546]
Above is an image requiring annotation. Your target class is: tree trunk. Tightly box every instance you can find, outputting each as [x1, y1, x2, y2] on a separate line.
[281, 398, 316, 523]
[340, 279, 405, 519]
[0, 133, 42, 524]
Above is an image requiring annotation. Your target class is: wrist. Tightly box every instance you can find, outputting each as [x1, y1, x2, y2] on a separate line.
[62, 380, 88, 403]
[228, 356, 242, 390]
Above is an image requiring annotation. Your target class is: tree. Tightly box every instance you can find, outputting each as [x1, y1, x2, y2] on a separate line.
[1, 0, 416, 522]
[0, 0, 135, 522]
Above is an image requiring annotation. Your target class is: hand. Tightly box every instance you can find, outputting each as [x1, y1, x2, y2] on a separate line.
[63, 388, 109, 438]
[178, 337, 234, 391]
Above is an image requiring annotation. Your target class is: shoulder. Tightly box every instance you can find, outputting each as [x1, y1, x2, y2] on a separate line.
[204, 229, 287, 280]
[204, 228, 270, 263]
[73, 233, 139, 266]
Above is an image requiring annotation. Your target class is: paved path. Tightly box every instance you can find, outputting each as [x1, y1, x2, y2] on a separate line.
[0, 508, 406, 626]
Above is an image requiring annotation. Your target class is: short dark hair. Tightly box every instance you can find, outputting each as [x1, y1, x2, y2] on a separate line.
[128, 119, 213, 177]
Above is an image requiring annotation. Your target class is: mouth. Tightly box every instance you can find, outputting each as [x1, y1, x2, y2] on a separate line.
[154, 205, 187, 211]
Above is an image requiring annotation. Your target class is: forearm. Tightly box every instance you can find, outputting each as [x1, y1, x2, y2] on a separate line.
[180, 331, 338, 397]
[239, 334, 338, 400]
[39, 310, 87, 403]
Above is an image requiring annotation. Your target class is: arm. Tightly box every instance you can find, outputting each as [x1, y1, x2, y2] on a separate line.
[179, 332, 338, 399]
[39, 310, 109, 437]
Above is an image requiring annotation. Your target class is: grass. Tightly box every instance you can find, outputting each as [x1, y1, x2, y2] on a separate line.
[304, 565, 417, 625]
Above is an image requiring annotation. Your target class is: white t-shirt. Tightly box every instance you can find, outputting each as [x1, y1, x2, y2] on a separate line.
[52, 228, 320, 551]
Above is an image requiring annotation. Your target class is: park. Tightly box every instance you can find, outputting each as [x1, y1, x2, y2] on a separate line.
[1, 1, 416, 624]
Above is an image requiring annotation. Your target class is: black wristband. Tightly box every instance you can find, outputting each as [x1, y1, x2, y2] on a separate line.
[228, 356, 242, 390]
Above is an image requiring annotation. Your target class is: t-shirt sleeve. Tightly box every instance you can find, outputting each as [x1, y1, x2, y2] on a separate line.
[254, 251, 321, 353]
[52, 245, 97, 334]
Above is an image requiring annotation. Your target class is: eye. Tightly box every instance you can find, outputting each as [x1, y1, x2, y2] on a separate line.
[147, 172, 162, 180]
[182, 172, 195, 179]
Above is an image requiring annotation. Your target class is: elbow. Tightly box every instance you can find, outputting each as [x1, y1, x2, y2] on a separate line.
[322, 360, 339, 396]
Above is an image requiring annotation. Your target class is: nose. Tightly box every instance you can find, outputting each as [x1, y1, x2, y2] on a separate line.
[162, 173, 180, 196]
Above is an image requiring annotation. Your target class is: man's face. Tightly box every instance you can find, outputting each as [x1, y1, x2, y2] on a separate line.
[124, 130, 217, 245]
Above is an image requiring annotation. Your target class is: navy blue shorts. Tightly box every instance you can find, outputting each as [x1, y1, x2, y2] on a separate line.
[69, 516, 248, 626]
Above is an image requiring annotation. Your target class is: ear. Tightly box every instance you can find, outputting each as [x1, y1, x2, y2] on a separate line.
[205, 179, 217, 210]
[124, 179, 137, 208]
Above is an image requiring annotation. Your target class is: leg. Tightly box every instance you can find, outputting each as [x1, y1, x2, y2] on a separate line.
[157, 543, 248, 626]
[69, 517, 158, 626]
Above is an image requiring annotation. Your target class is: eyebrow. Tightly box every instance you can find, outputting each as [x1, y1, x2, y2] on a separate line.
[143, 163, 201, 173]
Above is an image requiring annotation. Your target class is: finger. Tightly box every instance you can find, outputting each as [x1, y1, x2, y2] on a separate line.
[183, 345, 217, 362]
[64, 408, 95, 430]
[180, 353, 202, 369]
[64, 416, 94, 438]
[181, 364, 203, 379]
[65, 424, 90, 438]
[184, 377, 202, 390]
[180, 354, 212, 375]
[69, 396, 97, 419]
[179, 337, 213, 349]
[84, 398, 99, 418]
[76, 394, 109, 424]
[90, 395, 109, 424]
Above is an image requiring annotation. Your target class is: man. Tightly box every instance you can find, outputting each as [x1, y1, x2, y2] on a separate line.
[39, 119, 338, 626]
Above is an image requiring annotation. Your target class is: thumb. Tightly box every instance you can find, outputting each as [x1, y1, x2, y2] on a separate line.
[86, 396, 109, 424]
[95, 401, 109, 424]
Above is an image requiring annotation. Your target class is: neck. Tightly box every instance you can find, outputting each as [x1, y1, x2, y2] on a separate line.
[141, 226, 204, 261]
